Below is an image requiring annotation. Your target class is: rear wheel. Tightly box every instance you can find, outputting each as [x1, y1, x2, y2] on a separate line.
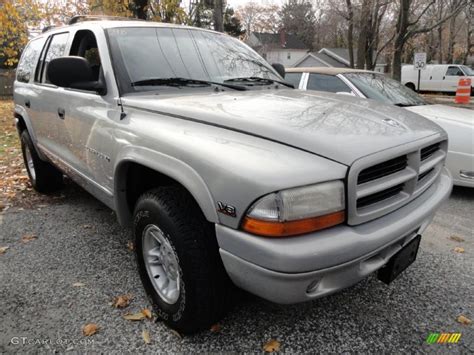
[20, 130, 63, 193]
[405, 82, 416, 91]
[133, 186, 233, 334]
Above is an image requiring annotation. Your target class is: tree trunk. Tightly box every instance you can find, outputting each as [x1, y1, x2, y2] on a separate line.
[213, 0, 224, 32]
[437, 1, 444, 63]
[391, 0, 410, 81]
[446, 14, 456, 63]
[133, 0, 148, 20]
[345, 0, 355, 68]
[356, 0, 370, 69]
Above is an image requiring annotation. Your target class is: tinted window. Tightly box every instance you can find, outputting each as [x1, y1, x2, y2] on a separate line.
[16, 37, 46, 83]
[40, 32, 69, 84]
[107, 27, 280, 93]
[446, 66, 463, 76]
[285, 72, 302, 88]
[307, 73, 351, 93]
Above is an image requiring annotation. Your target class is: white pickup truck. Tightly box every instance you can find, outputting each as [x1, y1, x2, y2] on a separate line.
[401, 64, 474, 93]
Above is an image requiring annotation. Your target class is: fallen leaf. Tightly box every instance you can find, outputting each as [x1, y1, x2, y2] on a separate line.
[169, 329, 182, 339]
[453, 247, 465, 253]
[112, 294, 131, 309]
[449, 235, 465, 243]
[21, 234, 37, 243]
[82, 323, 99, 336]
[142, 330, 151, 344]
[72, 282, 85, 287]
[127, 241, 135, 251]
[210, 323, 221, 333]
[141, 308, 152, 319]
[263, 339, 281, 353]
[123, 312, 146, 321]
[0, 246, 9, 254]
[457, 315, 472, 325]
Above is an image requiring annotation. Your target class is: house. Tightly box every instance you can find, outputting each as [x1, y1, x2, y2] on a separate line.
[246, 31, 309, 67]
[293, 47, 388, 73]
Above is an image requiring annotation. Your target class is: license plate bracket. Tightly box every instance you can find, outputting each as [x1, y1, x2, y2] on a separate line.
[378, 234, 421, 284]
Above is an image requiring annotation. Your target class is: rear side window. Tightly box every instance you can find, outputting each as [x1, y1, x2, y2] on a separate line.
[307, 73, 351, 93]
[37, 32, 70, 84]
[445, 66, 463, 76]
[16, 37, 47, 83]
[285, 72, 302, 88]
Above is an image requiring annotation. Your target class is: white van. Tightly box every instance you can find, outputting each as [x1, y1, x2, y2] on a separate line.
[401, 64, 474, 93]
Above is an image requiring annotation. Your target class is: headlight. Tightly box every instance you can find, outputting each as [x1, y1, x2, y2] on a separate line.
[242, 181, 345, 237]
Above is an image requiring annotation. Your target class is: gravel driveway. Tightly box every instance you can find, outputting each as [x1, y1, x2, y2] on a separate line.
[1, 183, 473, 353]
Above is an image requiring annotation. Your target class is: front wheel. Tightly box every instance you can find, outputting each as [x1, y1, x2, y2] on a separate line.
[133, 186, 233, 334]
[20, 130, 63, 193]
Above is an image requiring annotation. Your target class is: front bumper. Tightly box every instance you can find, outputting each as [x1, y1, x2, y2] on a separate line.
[216, 168, 452, 304]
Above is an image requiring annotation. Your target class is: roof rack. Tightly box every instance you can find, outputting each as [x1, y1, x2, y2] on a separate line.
[42, 25, 56, 33]
[68, 15, 145, 25]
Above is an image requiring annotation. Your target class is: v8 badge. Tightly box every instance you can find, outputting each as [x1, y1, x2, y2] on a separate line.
[217, 202, 236, 217]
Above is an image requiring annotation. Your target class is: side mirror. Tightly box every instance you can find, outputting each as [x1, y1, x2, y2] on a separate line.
[47, 56, 106, 95]
[272, 63, 285, 78]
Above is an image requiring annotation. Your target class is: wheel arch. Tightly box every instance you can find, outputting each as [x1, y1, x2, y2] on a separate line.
[114, 149, 219, 228]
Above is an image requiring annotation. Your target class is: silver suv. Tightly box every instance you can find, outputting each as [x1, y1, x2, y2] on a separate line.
[14, 17, 452, 333]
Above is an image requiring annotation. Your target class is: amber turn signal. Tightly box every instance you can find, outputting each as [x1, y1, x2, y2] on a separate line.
[241, 210, 345, 237]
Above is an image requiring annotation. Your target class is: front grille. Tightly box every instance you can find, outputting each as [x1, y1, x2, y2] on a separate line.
[421, 143, 440, 161]
[418, 168, 434, 181]
[357, 184, 404, 209]
[358, 155, 408, 184]
[348, 139, 447, 225]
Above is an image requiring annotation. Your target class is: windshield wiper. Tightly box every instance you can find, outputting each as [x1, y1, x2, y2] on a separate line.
[131, 77, 247, 91]
[224, 76, 294, 88]
[394, 103, 415, 107]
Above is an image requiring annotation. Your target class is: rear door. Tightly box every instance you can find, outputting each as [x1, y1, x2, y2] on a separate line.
[14, 36, 47, 144]
[31, 31, 70, 156]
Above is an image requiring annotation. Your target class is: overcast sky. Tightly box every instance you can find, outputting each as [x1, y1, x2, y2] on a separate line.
[226, 0, 285, 9]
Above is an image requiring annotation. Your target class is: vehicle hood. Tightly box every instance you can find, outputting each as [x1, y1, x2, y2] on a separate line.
[122, 89, 446, 166]
[406, 104, 473, 126]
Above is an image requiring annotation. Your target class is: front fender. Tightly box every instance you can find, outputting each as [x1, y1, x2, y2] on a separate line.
[114, 146, 219, 227]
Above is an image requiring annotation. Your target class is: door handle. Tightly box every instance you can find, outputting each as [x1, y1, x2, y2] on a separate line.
[57, 107, 65, 119]
[25, 100, 30, 108]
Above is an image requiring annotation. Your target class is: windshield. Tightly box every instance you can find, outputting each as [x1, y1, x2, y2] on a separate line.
[107, 27, 282, 93]
[460, 65, 474, 76]
[345, 72, 428, 106]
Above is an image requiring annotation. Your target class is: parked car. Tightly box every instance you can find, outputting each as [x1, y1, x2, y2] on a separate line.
[14, 17, 452, 334]
[401, 64, 474, 93]
[286, 67, 473, 187]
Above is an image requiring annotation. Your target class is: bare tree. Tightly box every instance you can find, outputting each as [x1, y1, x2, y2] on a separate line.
[391, 0, 467, 81]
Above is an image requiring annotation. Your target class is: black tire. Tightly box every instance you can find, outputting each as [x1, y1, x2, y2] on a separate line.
[20, 130, 63, 193]
[405, 82, 416, 91]
[133, 186, 233, 334]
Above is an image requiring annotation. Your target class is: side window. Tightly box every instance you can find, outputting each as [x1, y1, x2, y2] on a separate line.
[16, 37, 47, 83]
[38, 32, 70, 84]
[446, 66, 463, 76]
[307, 73, 352, 93]
[69, 30, 102, 82]
[285, 72, 302, 88]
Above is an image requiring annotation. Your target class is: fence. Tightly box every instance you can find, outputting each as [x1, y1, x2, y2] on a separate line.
[0, 69, 15, 99]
